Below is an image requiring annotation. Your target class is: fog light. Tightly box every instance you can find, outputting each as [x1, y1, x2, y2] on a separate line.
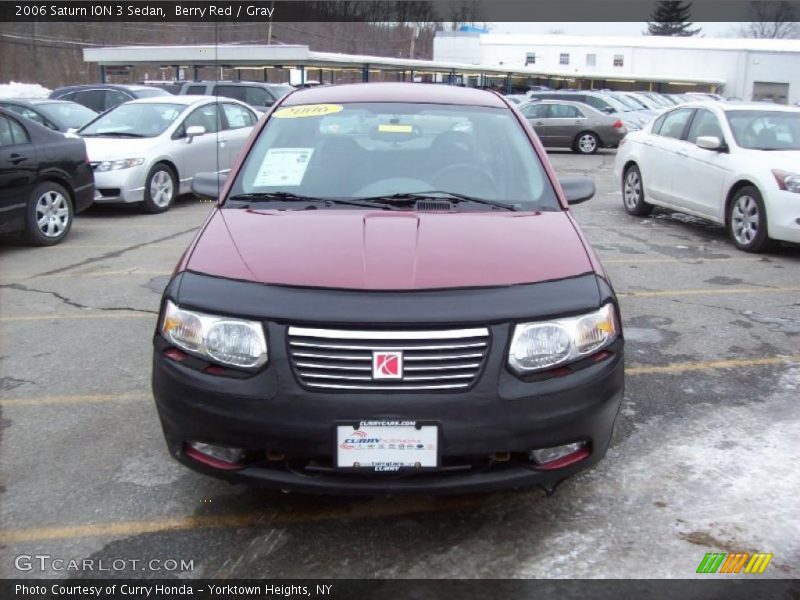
[184, 441, 245, 470]
[529, 441, 589, 470]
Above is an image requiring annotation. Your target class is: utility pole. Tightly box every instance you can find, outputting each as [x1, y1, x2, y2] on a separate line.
[266, 1, 275, 44]
[409, 25, 418, 59]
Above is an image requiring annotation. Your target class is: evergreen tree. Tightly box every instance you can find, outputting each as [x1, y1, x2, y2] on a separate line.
[646, 1, 702, 36]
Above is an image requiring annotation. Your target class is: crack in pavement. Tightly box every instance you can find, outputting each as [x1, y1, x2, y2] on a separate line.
[0, 283, 158, 315]
[27, 227, 197, 280]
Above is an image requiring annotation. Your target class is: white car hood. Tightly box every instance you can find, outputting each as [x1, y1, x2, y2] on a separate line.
[740, 148, 800, 171]
[82, 136, 159, 161]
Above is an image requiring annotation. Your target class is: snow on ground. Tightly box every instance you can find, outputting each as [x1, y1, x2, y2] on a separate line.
[0, 81, 51, 98]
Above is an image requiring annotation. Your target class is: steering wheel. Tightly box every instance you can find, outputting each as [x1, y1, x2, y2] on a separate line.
[431, 163, 497, 198]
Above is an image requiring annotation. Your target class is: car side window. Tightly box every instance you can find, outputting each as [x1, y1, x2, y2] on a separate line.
[0, 116, 12, 146]
[186, 85, 206, 95]
[549, 104, 582, 118]
[686, 109, 724, 144]
[245, 87, 271, 107]
[9, 105, 47, 127]
[182, 104, 221, 135]
[213, 85, 247, 103]
[521, 104, 548, 119]
[657, 108, 694, 140]
[75, 90, 106, 113]
[583, 96, 609, 111]
[222, 103, 255, 129]
[0, 115, 29, 146]
[105, 90, 131, 111]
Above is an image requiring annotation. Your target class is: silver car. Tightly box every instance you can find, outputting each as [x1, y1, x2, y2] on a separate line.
[518, 100, 628, 154]
[78, 96, 258, 213]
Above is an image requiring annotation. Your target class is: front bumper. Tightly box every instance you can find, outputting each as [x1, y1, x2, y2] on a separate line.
[766, 189, 800, 244]
[92, 166, 148, 204]
[152, 328, 625, 495]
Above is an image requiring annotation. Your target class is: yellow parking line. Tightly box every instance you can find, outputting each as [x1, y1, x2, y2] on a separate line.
[619, 286, 800, 298]
[0, 392, 149, 407]
[0, 312, 155, 322]
[0, 495, 485, 544]
[627, 355, 800, 375]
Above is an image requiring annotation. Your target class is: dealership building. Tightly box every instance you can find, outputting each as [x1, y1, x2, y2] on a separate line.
[433, 32, 800, 103]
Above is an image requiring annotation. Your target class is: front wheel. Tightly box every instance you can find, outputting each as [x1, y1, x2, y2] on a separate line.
[622, 165, 653, 216]
[727, 186, 774, 253]
[141, 164, 177, 214]
[25, 182, 73, 246]
[574, 132, 599, 154]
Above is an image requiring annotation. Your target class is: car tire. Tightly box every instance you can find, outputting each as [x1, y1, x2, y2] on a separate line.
[141, 163, 177, 214]
[727, 186, 774, 253]
[25, 181, 73, 246]
[573, 132, 599, 154]
[622, 164, 653, 216]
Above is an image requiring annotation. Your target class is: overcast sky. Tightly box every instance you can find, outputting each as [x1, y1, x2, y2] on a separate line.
[489, 22, 742, 37]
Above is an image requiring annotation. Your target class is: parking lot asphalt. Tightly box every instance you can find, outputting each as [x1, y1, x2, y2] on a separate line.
[1, 149, 798, 579]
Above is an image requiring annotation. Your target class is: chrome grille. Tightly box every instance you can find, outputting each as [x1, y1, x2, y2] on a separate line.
[287, 326, 490, 391]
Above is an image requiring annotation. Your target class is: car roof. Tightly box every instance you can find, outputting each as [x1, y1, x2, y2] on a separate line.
[184, 80, 290, 87]
[280, 83, 507, 108]
[666, 100, 800, 112]
[0, 98, 78, 106]
[126, 95, 243, 106]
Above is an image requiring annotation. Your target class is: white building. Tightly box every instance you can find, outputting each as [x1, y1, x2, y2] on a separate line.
[434, 32, 800, 103]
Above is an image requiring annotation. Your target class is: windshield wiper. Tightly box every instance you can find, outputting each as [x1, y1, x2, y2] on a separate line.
[226, 192, 403, 210]
[353, 190, 519, 212]
[81, 132, 146, 138]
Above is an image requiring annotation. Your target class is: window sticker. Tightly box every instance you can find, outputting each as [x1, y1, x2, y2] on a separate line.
[253, 148, 314, 187]
[272, 104, 343, 119]
[378, 123, 413, 133]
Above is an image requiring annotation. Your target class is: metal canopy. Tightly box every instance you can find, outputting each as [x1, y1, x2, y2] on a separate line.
[82, 44, 725, 86]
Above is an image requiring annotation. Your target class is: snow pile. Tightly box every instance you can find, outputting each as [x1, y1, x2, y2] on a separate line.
[0, 82, 52, 99]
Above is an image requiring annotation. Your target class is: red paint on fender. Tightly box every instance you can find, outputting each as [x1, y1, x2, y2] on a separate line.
[185, 208, 593, 290]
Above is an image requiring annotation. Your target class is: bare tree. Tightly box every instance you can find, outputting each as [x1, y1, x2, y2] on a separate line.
[739, 1, 800, 38]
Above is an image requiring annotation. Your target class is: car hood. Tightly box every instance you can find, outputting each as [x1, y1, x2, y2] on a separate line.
[184, 208, 595, 290]
[740, 148, 800, 167]
[82, 136, 158, 160]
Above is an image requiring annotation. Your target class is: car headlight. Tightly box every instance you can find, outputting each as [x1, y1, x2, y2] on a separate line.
[772, 169, 800, 194]
[161, 300, 268, 369]
[508, 304, 619, 373]
[95, 158, 145, 172]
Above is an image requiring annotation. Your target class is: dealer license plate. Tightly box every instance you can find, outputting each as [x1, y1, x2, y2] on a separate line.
[335, 421, 439, 471]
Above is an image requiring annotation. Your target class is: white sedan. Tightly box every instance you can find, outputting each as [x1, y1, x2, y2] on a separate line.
[614, 101, 800, 252]
[79, 96, 258, 213]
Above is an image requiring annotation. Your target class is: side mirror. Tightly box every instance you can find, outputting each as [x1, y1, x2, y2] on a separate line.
[191, 172, 227, 200]
[696, 135, 725, 151]
[185, 125, 206, 141]
[602, 107, 615, 114]
[560, 176, 595, 205]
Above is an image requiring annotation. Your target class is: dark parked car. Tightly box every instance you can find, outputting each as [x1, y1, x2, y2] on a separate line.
[519, 100, 628, 154]
[152, 83, 624, 495]
[0, 98, 98, 133]
[179, 81, 294, 112]
[0, 108, 94, 245]
[49, 84, 171, 113]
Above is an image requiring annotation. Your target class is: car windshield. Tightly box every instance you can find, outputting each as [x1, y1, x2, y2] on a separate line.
[609, 94, 641, 111]
[272, 85, 295, 98]
[37, 102, 97, 129]
[726, 110, 800, 150]
[624, 95, 650, 110]
[79, 102, 184, 137]
[134, 87, 171, 98]
[601, 94, 634, 112]
[227, 102, 559, 210]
